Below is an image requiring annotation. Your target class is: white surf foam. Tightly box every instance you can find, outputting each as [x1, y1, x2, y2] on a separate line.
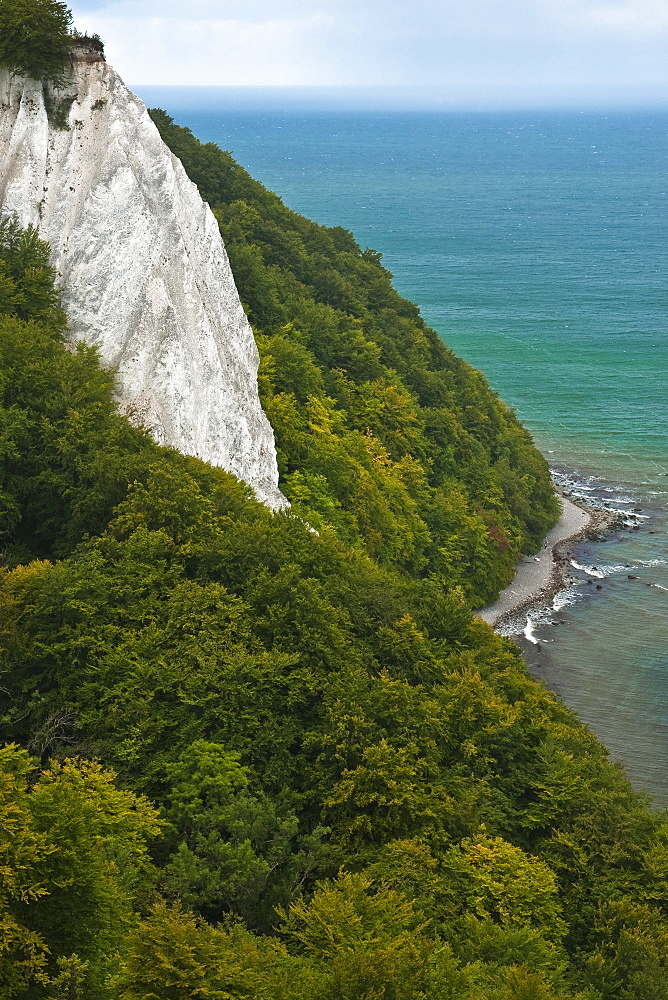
[570, 560, 629, 579]
[524, 617, 539, 644]
[553, 587, 581, 611]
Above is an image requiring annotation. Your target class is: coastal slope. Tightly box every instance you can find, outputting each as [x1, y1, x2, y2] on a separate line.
[0, 50, 286, 509]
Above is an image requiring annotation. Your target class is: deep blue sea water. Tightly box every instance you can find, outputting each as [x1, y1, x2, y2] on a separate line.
[136, 89, 668, 805]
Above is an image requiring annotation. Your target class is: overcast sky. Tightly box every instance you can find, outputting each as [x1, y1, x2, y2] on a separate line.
[68, 0, 668, 107]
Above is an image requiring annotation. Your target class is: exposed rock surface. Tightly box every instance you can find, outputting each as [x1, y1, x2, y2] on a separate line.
[0, 50, 287, 509]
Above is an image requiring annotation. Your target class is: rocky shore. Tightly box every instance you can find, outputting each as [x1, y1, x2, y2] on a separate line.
[479, 492, 622, 634]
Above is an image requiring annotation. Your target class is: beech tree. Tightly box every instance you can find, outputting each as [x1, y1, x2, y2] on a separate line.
[0, 217, 66, 331]
[0, 748, 160, 998]
[0, 0, 72, 85]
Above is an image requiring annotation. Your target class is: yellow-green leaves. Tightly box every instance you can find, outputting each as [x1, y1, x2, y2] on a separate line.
[441, 833, 565, 937]
[0, 748, 160, 997]
[0, 746, 52, 996]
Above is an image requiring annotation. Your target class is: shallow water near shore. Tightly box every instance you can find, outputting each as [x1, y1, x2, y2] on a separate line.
[137, 93, 668, 804]
[507, 469, 668, 805]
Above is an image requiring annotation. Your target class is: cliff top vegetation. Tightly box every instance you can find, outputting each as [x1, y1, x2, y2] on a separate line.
[0, 0, 72, 84]
[0, 0, 103, 85]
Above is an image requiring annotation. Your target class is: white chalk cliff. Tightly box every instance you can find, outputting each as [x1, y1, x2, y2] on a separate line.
[0, 46, 287, 509]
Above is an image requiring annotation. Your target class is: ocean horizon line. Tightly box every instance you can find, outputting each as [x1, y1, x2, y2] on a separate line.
[131, 83, 668, 114]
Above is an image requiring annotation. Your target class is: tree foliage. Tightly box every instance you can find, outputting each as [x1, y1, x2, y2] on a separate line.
[0, 746, 159, 999]
[149, 109, 560, 606]
[0, 189, 667, 997]
[0, 218, 66, 332]
[0, 0, 73, 85]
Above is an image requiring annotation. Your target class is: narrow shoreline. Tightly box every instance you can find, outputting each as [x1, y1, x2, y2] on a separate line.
[479, 493, 620, 632]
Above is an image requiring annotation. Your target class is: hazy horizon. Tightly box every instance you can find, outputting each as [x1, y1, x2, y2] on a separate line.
[133, 83, 668, 114]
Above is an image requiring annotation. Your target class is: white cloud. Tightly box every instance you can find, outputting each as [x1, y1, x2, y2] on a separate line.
[69, 0, 668, 99]
[586, 1, 668, 30]
[533, 0, 668, 31]
[86, 12, 342, 85]
[72, 0, 323, 19]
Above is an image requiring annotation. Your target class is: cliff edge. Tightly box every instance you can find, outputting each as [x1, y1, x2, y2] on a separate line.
[0, 50, 287, 509]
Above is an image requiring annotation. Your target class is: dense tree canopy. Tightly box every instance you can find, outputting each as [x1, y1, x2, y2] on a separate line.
[0, 0, 73, 85]
[150, 109, 559, 607]
[0, 157, 666, 997]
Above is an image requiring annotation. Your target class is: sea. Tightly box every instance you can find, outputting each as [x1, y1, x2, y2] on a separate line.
[136, 88, 668, 807]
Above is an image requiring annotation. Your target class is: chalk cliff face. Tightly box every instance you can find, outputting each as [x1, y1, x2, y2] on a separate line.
[0, 49, 287, 509]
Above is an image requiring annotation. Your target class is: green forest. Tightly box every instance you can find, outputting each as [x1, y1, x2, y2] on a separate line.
[1, 41, 668, 998]
[149, 109, 559, 608]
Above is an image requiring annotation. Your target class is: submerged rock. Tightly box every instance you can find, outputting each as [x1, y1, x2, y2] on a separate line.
[0, 53, 287, 510]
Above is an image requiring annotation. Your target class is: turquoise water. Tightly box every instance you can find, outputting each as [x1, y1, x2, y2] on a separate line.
[137, 91, 668, 804]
